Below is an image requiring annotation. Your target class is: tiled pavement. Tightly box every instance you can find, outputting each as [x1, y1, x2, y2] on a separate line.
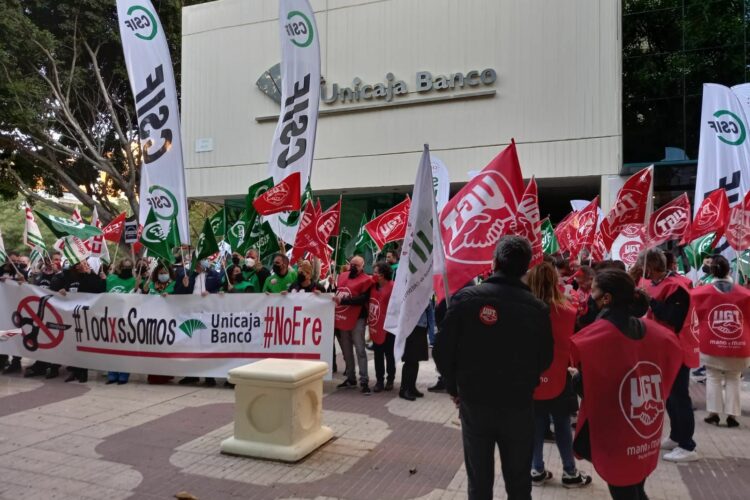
[0, 355, 748, 500]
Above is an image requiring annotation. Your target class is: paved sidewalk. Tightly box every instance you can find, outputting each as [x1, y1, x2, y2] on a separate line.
[0, 356, 748, 499]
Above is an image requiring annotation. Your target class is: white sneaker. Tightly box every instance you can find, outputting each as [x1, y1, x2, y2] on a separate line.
[660, 438, 679, 450]
[663, 447, 700, 462]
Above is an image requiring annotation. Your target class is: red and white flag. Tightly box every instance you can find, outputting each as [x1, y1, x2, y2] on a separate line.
[512, 177, 542, 266]
[436, 141, 525, 300]
[725, 190, 750, 251]
[590, 230, 608, 262]
[682, 188, 730, 245]
[554, 211, 577, 253]
[102, 212, 127, 243]
[568, 196, 599, 258]
[364, 197, 411, 250]
[317, 199, 341, 243]
[600, 166, 653, 251]
[611, 224, 646, 269]
[88, 207, 110, 263]
[252, 172, 301, 215]
[71, 208, 83, 223]
[291, 200, 327, 262]
[647, 193, 691, 247]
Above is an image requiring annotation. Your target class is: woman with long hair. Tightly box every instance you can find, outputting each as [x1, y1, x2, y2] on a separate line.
[527, 262, 592, 488]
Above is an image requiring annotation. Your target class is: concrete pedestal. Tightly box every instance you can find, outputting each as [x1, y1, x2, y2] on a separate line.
[220, 359, 333, 462]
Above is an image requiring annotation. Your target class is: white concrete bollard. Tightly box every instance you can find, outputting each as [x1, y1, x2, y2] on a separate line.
[220, 358, 333, 462]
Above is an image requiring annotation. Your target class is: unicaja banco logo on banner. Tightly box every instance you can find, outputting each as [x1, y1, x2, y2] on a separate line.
[708, 109, 747, 146]
[124, 5, 158, 41]
[285, 10, 314, 48]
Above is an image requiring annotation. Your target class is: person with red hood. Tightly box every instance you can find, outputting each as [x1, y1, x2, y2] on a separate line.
[571, 269, 682, 499]
[368, 261, 395, 392]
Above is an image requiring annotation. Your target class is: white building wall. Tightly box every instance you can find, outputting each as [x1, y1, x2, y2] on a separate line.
[182, 0, 622, 201]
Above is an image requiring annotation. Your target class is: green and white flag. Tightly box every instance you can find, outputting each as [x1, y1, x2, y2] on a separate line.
[139, 209, 175, 263]
[541, 218, 559, 254]
[684, 232, 716, 270]
[35, 211, 102, 241]
[54, 236, 91, 265]
[228, 178, 275, 254]
[0, 228, 7, 266]
[385, 145, 442, 360]
[23, 207, 46, 251]
[117, 0, 190, 245]
[209, 207, 225, 238]
[254, 221, 282, 259]
[266, 0, 321, 244]
[335, 228, 352, 267]
[353, 213, 378, 256]
[195, 218, 220, 262]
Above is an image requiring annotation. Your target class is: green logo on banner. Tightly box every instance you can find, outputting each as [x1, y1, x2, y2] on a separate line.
[710, 109, 746, 146]
[147, 185, 178, 220]
[125, 5, 158, 41]
[142, 221, 166, 244]
[285, 11, 314, 48]
[178, 319, 207, 338]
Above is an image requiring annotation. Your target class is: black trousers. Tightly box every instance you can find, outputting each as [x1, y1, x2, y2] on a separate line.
[666, 365, 696, 451]
[608, 480, 648, 500]
[373, 333, 396, 384]
[460, 401, 534, 500]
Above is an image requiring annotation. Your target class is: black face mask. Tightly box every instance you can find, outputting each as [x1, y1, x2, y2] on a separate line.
[232, 257, 240, 266]
[17, 263, 27, 270]
[702, 265, 711, 274]
[272, 264, 283, 275]
[349, 267, 360, 278]
[120, 269, 133, 279]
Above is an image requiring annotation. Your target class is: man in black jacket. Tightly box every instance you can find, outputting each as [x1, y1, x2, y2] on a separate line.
[436, 236, 554, 500]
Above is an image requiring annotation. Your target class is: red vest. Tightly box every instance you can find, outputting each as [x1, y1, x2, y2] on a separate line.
[689, 284, 750, 358]
[576, 289, 591, 317]
[534, 304, 576, 400]
[335, 271, 372, 330]
[368, 280, 394, 345]
[571, 318, 682, 487]
[645, 275, 697, 367]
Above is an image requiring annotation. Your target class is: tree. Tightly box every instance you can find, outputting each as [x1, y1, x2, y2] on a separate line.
[0, 0, 206, 224]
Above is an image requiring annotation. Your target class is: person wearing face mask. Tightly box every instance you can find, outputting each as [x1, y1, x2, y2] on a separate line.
[50, 258, 106, 383]
[242, 248, 270, 289]
[286, 260, 324, 293]
[104, 258, 137, 385]
[698, 256, 715, 286]
[333, 255, 372, 394]
[1, 253, 30, 375]
[262, 253, 297, 293]
[225, 264, 258, 293]
[571, 269, 682, 500]
[639, 249, 698, 463]
[142, 262, 176, 385]
[368, 261, 395, 392]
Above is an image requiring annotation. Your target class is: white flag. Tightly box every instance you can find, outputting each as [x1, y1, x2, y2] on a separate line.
[89, 208, 111, 264]
[23, 207, 45, 251]
[54, 236, 90, 265]
[266, 0, 321, 244]
[117, 0, 189, 245]
[696, 84, 750, 260]
[430, 155, 450, 214]
[385, 145, 440, 360]
[0, 228, 7, 266]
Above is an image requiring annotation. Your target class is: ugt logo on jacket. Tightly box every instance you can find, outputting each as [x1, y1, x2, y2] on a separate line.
[619, 362, 665, 439]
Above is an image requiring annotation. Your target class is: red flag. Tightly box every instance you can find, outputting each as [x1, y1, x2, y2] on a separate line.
[512, 177, 542, 266]
[133, 224, 143, 255]
[554, 211, 576, 253]
[436, 141, 525, 300]
[568, 197, 599, 258]
[317, 199, 341, 243]
[590, 229, 607, 262]
[71, 208, 83, 223]
[682, 189, 730, 245]
[647, 193, 691, 247]
[291, 201, 327, 262]
[102, 212, 127, 243]
[364, 197, 411, 250]
[600, 166, 653, 251]
[725, 190, 750, 251]
[611, 224, 646, 268]
[252, 172, 301, 215]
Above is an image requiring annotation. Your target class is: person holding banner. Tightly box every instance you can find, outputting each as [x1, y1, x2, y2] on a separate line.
[571, 269, 682, 500]
[1, 252, 32, 376]
[368, 261, 395, 393]
[147, 262, 176, 296]
[527, 263, 592, 489]
[243, 249, 270, 290]
[262, 254, 297, 293]
[640, 249, 699, 463]
[690, 256, 750, 428]
[50, 258, 106, 383]
[224, 265, 258, 293]
[105, 258, 137, 385]
[286, 260, 324, 294]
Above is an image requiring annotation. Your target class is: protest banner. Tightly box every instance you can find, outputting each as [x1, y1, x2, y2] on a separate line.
[0, 283, 335, 379]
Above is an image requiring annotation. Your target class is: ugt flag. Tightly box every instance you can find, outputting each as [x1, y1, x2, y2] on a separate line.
[117, 0, 189, 245]
[265, 0, 321, 244]
[385, 146, 442, 360]
[647, 193, 691, 247]
[364, 197, 411, 250]
[436, 141, 525, 301]
[599, 166, 653, 251]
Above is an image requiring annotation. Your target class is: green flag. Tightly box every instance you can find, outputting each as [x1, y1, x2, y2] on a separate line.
[245, 178, 275, 214]
[254, 221, 282, 259]
[684, 232, 716, 270]
[195, 218, 220, 261]
[336, 228, 352, 267]
[541, 218, 559, 254]
[167, 217, 181, 250]
[209, 208, 225, 238]
[737, 250, 750, 284]
[35, 211, 102, 240]
[354, 212, 377, 256]
[140, 209, 175, 263]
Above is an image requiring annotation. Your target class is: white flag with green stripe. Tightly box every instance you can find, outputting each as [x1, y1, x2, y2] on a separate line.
[0, 228, 7, 266]
[54, 236, 91, 265]
[23, 207, 46, 251]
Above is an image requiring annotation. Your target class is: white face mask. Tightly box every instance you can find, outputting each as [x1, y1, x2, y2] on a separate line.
[158, 274, 170, 283]
[245, 258, 256, 268]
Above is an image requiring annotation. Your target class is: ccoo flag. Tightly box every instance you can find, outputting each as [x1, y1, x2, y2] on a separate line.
[117, 0, 189, 245]
[385, 146, 441, 360]
[265, 0, 321, 244]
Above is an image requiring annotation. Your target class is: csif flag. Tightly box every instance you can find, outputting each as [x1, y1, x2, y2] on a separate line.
[385, 146, 441, 359]
[209, 207, 225, 238]
[512, 177, 542, 266]
[364, 197, 411, 250]
[117, 0, 189, 245]
[139, 209, 174, 263]
[541, 218, 559, 255]
[265, 0, 321, 244]
[725, 189, 750, 251]
[436, 141, 525, 301]
[682, 188, 729, 245]
[194, 218, 220, 262]
[253, 172, 302, 215]
[35, 212, 102, 241]
[599, 166, 653, 251]
[685, 233, 716, 270]
[647, 193, 691, 247]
